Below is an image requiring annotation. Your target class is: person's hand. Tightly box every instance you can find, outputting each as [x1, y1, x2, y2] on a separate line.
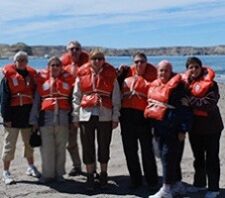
[178, 132, 186, 142]
[32, 124, 39, 132]
[112, 121, 119, 129]
[4, 122, 12, 128]
[181, 97, 190, 106]
[73, 122, 80, 128]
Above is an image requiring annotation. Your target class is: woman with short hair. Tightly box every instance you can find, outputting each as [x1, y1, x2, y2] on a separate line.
[184, 57, 223, 198]
[1, 51, 40, 185]
[72, 49, 121, 191]
[29, 56, 74, 183]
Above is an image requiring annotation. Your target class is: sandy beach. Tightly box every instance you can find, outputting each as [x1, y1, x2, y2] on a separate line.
[0, 84, 224, 198]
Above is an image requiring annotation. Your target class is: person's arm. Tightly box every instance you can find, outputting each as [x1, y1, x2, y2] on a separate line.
[29, 90, 41, 128]
[189, 82, 219, 112]
[169, 84, 193, 136]
[0, 78, 12, 124]
[117, 65, 130, 90]
[71, 78, 82, 127]
[112, 79, 121, 128]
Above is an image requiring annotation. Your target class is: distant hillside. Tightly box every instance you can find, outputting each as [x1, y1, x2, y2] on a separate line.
[1, 42, 225, 58]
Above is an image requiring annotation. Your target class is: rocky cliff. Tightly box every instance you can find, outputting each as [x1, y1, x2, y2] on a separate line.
[1, 42, 225, 58]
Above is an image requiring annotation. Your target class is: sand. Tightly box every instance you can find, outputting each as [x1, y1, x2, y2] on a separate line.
[0, 84, 224, 198]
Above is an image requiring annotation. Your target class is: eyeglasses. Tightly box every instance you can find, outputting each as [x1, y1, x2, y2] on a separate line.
[134, 60, 146, 64]
[69, 47, 80, 51]
[91, 57, 104, 61]
[50, 64, 61, 67]
[17, 59, 27, 62]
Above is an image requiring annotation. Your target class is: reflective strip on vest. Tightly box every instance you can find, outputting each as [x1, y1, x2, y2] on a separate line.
[123, 90, 147, 99]
[147, 98, 175, 109]
[11, 93, 33, 106]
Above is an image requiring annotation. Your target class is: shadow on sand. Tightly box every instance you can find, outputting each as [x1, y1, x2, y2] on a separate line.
[16, 175, 225, 198]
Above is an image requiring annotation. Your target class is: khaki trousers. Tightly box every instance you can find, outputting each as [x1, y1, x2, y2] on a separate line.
[40, 126, 69, 178]
[2, 127, 33, 161]
[67, 127, 81, 168]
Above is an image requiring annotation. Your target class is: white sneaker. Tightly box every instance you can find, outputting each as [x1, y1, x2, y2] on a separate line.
[171, 181, 186, 195]
[2, 171, 15, 185]
[186, 185, 206, 193]
[149, 187, 173, 198]
[204, 191, 219, 198]
[26, 166, 41, 178]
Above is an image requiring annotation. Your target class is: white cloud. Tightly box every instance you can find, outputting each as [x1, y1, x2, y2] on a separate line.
[1, 0, 225, 43]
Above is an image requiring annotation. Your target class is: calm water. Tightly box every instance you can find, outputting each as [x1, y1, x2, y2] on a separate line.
[0, 55, 225, 82]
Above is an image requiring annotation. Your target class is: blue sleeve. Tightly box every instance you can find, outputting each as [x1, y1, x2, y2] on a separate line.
[0, 78, 12, 122]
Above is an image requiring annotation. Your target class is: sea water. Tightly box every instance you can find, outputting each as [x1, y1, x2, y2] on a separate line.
[0, 55, 224, 82]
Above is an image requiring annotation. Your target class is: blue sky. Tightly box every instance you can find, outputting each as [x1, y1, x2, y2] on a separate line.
[1, 0, 225, 48]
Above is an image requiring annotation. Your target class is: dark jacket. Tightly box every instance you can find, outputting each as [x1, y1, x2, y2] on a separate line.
[153, 83, 193, 136]
[189, 82, 224, 134]
[0, 69, 33, 128]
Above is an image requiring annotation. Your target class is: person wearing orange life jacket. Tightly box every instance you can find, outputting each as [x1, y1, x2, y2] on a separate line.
[147, 60, 192, 198]
[120, 52, 158, 189]
[72, 49, 120, 191]
[117, 57, 157, 89]
[61, 40, 89, 70]
[0, 51, 40, 185]
[61, 41, 89, 177]
[29, 56, 74, 183]
[183, 57, 223, 198]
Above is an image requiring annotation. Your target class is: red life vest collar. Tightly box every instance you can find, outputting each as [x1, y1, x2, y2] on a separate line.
[187, 67, 215, 97]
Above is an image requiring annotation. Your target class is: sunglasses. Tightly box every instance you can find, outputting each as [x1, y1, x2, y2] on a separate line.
[134, 60, 146, 64]
[50, 64, 61, 67]
[91, 57, 104, 61]
[69, 47, 80, 51]
[17, 59, 27, 62]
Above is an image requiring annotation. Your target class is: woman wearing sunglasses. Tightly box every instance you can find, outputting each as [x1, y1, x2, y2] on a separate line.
[29, 56, 74, 183]
[1, 51, 41, 185]
[72, 49, 120, 191]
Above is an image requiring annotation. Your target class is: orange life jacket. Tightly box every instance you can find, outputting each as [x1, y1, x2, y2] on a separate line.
[122, 75, 150, 111]
[77, 62, 117, 109]
[183, 67, 215, 116]
[3, 64, 36, 106]
[144, 74, 181, 120]
[60, 51, 89, 67]
[63, 64, 79, 78]
[37, 70, 74, 111]
[129, 63, 157, 82]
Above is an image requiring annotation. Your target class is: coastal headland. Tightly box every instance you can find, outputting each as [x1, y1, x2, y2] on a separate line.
[1, 42, 225, 58]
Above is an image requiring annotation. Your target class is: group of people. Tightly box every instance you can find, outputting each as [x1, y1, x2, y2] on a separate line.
[0, 40, 223, 198]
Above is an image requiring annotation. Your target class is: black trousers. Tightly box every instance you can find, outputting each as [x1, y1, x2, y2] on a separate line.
[120, 108, 158, 187]
[80, 116, 112, 164]
[189, 132, 221, 191]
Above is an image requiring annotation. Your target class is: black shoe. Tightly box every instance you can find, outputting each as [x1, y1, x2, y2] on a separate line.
[148, 184, 159, 192]
[99, 172, 108, 188]
[86, 173, 95, 191]
[128, 181, 142, 190]
[68, 167, 82, 176]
